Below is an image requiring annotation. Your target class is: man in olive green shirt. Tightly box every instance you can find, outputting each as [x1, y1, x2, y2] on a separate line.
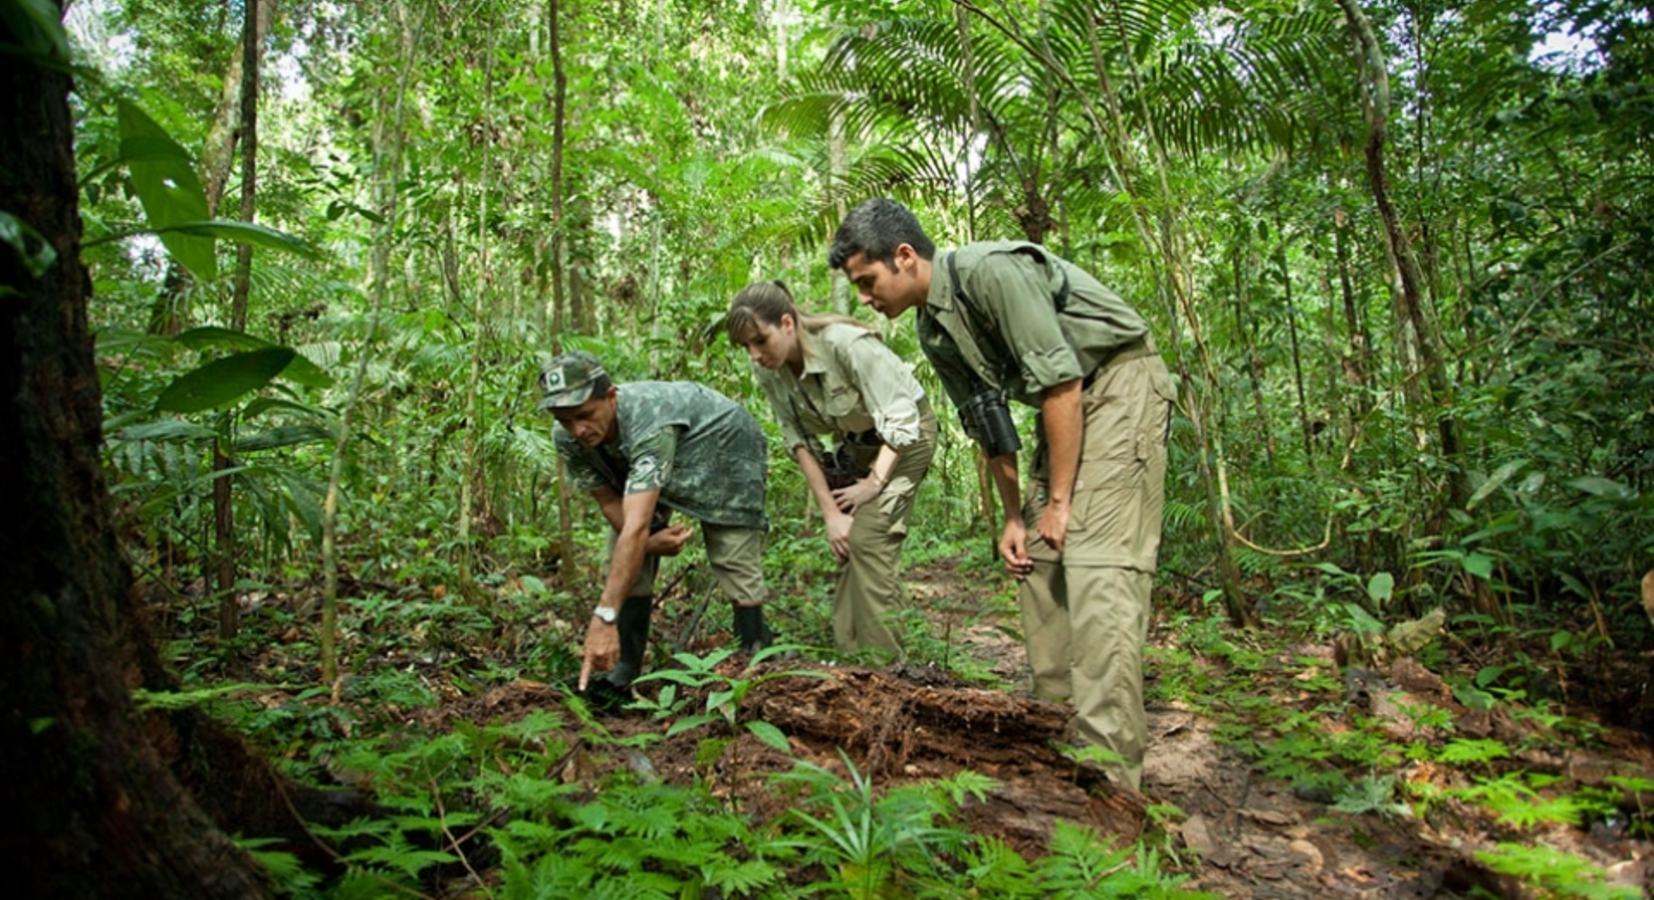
[829, 199, 1176, 789]
[540, 351, 773, 694]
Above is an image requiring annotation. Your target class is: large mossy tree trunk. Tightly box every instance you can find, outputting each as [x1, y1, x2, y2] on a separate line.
[0, 12, 273, 898]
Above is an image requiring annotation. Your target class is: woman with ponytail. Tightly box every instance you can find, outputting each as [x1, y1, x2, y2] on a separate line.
[727, 281, 937, 658]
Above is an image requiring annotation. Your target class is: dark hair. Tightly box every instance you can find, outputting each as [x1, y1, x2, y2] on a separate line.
[827, 198, 936, 270]
[588, 373, 613, 397]
[726, 280, 873, 346]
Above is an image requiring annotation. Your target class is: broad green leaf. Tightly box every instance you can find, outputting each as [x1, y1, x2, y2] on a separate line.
[1461, 552, 1495, 580]
[1344, 602, 1384, 635]
[174, 326, 269, 352]
[0, 0, 70, 62]
[157, 347, 295, 413]
[118, 420, 218, 442]
[1565, 476, 1636, 501]
[665, 714, 718, 737]
[155, 220, 322, 260]
[117, 100, 214, 280]
[243, 397, 331, 421]
[275, 354, 333, 390]
[96, 327, 172, 355]
[295, 341, 342, 370]
[273, 469, 325, 544]
[117, 135, 194, 165]
[1365, 572, 1394, 605]
[746, 720, 792, 754]
[1467, 459, 1527, 510]
[0, 211, 56, 277]
[706, 688, 736, 714]
[1557, 571, 1592, 600]
[235, 424, 333, 453]
[174, 327, 333, 389]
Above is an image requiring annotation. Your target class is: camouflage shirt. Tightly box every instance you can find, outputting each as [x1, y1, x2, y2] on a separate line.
[554, 381, 769, 531]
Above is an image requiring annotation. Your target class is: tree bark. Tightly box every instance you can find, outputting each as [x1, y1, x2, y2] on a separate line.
[1276, 222, 1314, 464]
[547, 0, 576, 567]
[1335, 0, 1464, 506]
[148, 0, 278, 337]
[216, 0, 265, 641]
[0, 13, 272, 896]
[1232, 247, 1277, 468]
[201, 0, 280, 218]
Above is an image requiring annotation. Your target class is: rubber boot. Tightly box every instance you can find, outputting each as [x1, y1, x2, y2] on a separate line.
[603, 594, 654, 689]
[733, 604, 773, 655]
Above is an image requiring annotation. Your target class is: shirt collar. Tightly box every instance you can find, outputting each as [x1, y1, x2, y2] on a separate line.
[923, 251, 956, 313]
[798, 334, 830, 377]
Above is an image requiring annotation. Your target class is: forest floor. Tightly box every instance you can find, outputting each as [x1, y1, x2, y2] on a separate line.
[217, 554, 1654, 898]
[386, 554, 1654, 899]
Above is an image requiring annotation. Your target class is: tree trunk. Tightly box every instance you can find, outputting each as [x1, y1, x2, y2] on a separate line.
[148, 0, 278, 337]
[1331, 201, 1370, 419]
[320, 0, 426, 684]
[1335, 0, 1464, 506]
[216, 0, 265, 641]
[1079, 9, 1252, 625]
[0, 16, 272, 896]
[547, 0, 576, 566]
[200, 0, 280, 218]
[1276, 224, 1315, 464]
[1232, 247, 1277, 468]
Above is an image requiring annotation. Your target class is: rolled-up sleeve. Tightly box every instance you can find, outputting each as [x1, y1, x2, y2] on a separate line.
[840, 332, 925, 449]
[971, 253, 1085, 393]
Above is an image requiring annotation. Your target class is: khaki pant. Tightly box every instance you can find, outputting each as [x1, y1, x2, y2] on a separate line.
[1021, 343, 1175, 790]
[605, 520, 767, 607]
[834, 400, 937, 656]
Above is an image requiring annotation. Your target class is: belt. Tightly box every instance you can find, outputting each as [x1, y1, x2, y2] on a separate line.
[1082, 336, 1154, 389]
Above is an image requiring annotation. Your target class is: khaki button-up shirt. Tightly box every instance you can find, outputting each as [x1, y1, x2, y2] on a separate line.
[753, 322, 926, 453]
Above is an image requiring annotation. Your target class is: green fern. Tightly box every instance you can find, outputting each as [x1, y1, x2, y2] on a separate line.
[1437, 738, 1513, 766]
[1331, 774, 1411, 818]
[234, 835, 322, 895]
[1475, 843, 1639, 900]
[1037, 821, 1217, 898]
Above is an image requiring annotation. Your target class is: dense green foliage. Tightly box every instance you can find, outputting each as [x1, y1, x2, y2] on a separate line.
[42, 0, 1654, 893]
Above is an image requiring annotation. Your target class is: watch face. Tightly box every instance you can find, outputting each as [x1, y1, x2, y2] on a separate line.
[594, 607, 617, 624]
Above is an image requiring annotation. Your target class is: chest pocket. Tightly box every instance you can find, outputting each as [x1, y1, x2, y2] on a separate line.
[823, 382, 862, 420]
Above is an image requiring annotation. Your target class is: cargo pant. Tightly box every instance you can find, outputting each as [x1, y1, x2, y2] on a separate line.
[1020, 340, 1175, 790]
[605, 518, 767, 607]
[834, 399, 938, 657]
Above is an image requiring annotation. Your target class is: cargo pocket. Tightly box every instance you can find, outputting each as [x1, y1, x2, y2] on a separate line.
[1023, 479, 1093, 559]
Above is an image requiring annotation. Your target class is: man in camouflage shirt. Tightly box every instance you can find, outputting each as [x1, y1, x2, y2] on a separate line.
[829, 199, 1176, 790]
[539, 351, 773, 692]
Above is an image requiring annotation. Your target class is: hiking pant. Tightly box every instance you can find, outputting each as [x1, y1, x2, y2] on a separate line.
[1021, 342, 1175, 790]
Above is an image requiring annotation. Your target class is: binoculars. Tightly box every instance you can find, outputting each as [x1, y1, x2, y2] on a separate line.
[818, 443, 858, 490]
[964, 390, 1022, 458]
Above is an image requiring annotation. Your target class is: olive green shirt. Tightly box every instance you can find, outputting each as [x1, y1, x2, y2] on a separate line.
[753, 322, 927, 454]
[917, 241, 1149, 412]
[554, 381, 769, 531]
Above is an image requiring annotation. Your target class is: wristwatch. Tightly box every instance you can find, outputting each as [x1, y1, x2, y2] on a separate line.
[592, 606, 618, 624]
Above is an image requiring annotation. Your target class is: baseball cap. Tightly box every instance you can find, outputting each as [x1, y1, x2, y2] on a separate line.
[538, 350, 608, 409]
